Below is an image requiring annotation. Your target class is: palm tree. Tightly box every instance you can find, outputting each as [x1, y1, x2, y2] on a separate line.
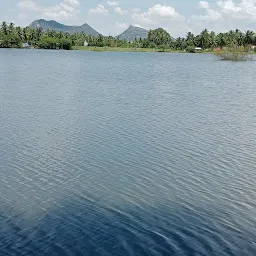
[186, 32, 195, 46]
[209, 31, 217, 49]
[8, 23, 15, 35]
[217, 33, 227, 49]
[235, 29, 244, 46]
[35, 27, 43, 42]
[244, 30, 254, 47]
[227, 30, 238, 47]
[1, 21, 8, 35]
[16, 26, 23, 41]
[22, 27, 31, 42]
[200, 29, 210, 49]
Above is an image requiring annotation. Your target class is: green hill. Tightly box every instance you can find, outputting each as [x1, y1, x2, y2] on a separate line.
[118, 25, 148, 41]
[29, 19, 100, 37]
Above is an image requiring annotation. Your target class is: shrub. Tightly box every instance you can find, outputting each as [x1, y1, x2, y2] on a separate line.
[158, 44, 170, 52]
[215, 46, 251, 61]
[0, 35, 22, 48]
[38, 37, 72, 50]
[58, 38, 72, 50]
[186, 46, 196, 53]
[38, 37, 58, 49]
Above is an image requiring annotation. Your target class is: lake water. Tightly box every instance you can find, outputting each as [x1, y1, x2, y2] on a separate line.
[0, 49, 256, 256]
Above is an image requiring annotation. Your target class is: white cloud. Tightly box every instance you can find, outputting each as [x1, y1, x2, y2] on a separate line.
[217, 0, 241, 14]
[199, 1, 210, 9]
[193, 1, 222, 21]
[107, 1, 119, 7]
[17, 0, 80, 20]
[189, 0, 256, 35]
[89, 4, 109, 15]
[217, 0, 256, 20]
[147, 4, 180, 18]
[15, 0, 256, 37]
[192, 9, 222, 21]
[114, 7, 129, 15]
[194, 0, 256, 22]
[132, 4, 182, 26]
[131, 4, 189, 37]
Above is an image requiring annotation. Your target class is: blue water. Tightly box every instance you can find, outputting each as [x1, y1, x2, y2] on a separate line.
[0, 49, 256, 256]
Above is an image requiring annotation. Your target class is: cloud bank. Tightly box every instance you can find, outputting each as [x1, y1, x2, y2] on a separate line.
[16, 0, 256, 36]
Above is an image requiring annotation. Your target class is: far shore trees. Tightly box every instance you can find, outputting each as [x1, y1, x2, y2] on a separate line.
[0, 21, 256, 53]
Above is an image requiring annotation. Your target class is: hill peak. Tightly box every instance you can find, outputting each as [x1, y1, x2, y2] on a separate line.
[29, 19, 99, 37]
[118, 25, 148, 41]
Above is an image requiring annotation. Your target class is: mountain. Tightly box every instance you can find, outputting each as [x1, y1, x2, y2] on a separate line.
[118, 25, 148, 41]
[29, 19, 100, 37]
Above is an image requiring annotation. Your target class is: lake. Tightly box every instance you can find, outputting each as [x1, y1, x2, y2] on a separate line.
[0, 49, 256, 256]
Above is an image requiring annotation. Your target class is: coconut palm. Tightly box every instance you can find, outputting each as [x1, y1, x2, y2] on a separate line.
[209, 31, 217, 48]
[244, 30, 254, 47]
[1, 21, 8, 35]
[217, 33, 227, 49]
[200, 29, 210, 49]
[186, 32, 195, 47]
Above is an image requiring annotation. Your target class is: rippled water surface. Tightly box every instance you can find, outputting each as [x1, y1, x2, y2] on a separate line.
[0, 49, 256, 256]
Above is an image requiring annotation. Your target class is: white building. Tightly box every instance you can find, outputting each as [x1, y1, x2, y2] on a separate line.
[22, 42, 31, 48]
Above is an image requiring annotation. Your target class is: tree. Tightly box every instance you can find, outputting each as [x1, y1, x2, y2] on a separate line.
[209, 31, 217, 48]
[8, 23, 15, 35]
[58, 38, 72, 50]
[217, 33, 227, 49]
[186, 32, 195, 47]
[244, 30, 255, 47]
[38, 37, 58, 49]
[235, 29, 244, 46]
[200, 29, 210, 49]
[1, 21, 8, 35]
[148, 28, 172, 46]
[0, 20, 256, 52]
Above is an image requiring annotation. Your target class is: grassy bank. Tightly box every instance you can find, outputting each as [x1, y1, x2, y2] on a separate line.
[76, 46, 256, 58]
[72, 46, 185, 53]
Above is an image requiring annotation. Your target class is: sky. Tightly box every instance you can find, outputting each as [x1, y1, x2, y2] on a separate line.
[1, 0, 256, 37]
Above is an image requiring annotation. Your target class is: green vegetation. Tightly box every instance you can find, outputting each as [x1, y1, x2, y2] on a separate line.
[1, 21, 256, 55]
[215, 46, 251, 61]
[0, 22, 22, 48]
[38, 37, 72, 50]
[72, 46, 184, 53]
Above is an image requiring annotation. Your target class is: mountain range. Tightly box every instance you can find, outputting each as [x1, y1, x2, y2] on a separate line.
[29, 19, 100, 37]
[29, 20, 149, 41]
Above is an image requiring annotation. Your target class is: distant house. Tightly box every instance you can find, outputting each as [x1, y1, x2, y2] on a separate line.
[22, 42, 31, 48]
[84, 40, 89, 47]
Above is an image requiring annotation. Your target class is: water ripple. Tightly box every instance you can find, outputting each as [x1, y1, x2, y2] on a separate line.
[0, 50, 256, 255]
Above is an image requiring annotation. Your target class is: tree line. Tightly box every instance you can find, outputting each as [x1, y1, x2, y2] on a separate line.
[0, 21, 256, 51]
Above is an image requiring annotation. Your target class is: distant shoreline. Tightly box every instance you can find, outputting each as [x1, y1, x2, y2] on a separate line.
[71, 46, 256, 56]
[72, 46, 207, 53]
[0, 46, 204, 53]
[1, 47, 256, 56]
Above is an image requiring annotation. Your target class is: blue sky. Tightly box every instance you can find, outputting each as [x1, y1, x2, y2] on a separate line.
[2, 0, 256, 37]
